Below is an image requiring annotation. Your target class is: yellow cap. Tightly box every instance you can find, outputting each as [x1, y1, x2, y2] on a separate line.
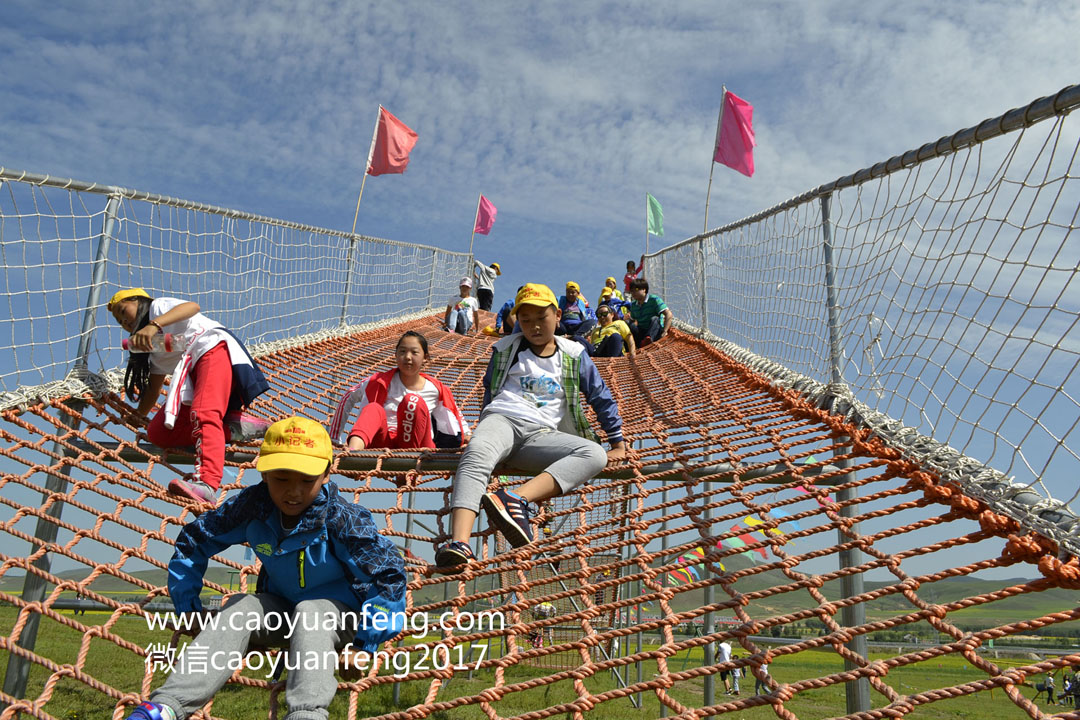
[605, 276, 617, 285]
[256, 417, 332, 476]
[513, 283, 557, 314]
[600, 287, 613, 297]
[107, 288, 151, 310]
[565, 281, 580, 292]
[491, 262, 502, 275]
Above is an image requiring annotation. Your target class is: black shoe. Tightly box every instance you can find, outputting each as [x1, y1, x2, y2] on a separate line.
[481, 489, 534, 547]
[434, 540, 475, 571]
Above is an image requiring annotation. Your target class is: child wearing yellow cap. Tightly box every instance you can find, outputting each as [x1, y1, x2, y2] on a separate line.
[434, 283, 626, 570]
[556, 281, 597, 339]
[126, 417, 406, 720]
[472, 259, 502, 311]
[108, 289, 271, 504]
[596, 277, 624, 309]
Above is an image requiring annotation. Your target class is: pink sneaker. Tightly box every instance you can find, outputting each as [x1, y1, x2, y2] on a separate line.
[168, 477, 217, 505]
[224, 412, 272, 442]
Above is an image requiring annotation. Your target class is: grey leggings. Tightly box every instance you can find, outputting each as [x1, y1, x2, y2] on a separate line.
[152, 594, 356, 720]
[451, 413, 608, 511]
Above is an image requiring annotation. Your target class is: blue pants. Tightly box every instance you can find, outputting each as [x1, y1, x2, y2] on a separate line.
[446, 307, 474, 334]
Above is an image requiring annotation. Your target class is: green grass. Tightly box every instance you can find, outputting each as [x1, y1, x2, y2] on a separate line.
[1, 605, 1064, 720]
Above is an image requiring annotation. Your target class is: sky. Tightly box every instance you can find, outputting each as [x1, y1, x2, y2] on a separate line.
[2, 1, 1079, 304]
[1, 2, 1079, 577]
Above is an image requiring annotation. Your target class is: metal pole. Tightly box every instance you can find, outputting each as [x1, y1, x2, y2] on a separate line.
[703, 89, 726, 233]
[426, 249, 438, 310]
[338, 237, 358, 327]
[702, 478, 715, 719]
[660, 486, 669, 718]
[74, 194, 120, 367]
[392, 487, 418, 706]
[820, 193, 870, 714]
[3, 194, 120, 706]
[698, 238, 708, 332]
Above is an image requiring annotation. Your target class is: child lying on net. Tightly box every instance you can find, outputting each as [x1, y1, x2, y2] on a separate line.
[126, 417, 406, 720]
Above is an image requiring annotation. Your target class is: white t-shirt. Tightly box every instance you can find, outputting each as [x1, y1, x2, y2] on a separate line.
[449, 295, 479, 314]
[718, 641, 732, 663]
[384, 374, 439, 433]
[147, 297, 227, 375]
[484, 347, 565, 428]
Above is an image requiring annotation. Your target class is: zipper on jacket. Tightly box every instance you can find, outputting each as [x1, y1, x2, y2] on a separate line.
[298, 549, 306, 588]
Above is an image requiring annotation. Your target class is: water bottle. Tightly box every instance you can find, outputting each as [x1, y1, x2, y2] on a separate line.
[122, 333, 189, 353]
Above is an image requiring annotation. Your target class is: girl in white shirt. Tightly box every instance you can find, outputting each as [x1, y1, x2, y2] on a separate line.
[109, 289, 270, 505]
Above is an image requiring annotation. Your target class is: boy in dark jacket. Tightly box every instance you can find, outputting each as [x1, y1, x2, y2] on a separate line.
[127, 417, 406, 720]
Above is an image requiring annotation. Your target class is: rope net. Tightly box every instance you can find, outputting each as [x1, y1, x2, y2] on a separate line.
[648, 85, 1080, 514]
[1, 314, 1078, 720]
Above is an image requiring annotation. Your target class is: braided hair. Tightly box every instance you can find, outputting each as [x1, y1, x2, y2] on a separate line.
[122, 296, 154, 401]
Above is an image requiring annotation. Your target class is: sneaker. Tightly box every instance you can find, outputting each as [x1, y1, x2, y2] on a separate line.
[127, 701, 177, 720]
[224, 411, 271, 442]
[434, 540, 476, 571]
[168, 477, 217, 504]
[481, 489, 534, 548]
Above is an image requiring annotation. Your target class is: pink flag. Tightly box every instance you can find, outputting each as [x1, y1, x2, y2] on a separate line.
[367, 107, 419, 176]
[473, 195, 497, 235]
[713, 90, 756, 177]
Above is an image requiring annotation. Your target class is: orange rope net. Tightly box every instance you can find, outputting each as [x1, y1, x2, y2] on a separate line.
[1, 313, 1078, 720]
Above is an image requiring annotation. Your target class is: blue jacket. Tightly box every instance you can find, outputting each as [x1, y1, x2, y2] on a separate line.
[494, 298, 516, 332]
[557, 295, 596, 329]
[168, 480, 407, 652]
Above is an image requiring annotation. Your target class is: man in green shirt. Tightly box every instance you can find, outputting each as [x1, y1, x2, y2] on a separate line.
[627, 277, 673, 347]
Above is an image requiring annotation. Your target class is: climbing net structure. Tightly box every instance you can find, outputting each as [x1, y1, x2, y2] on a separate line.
[2, 84, 1080, 719]
[1, 314, 1078, 720]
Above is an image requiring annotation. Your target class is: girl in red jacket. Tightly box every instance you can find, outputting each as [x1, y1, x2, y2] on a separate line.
[330, 331, 469, 449]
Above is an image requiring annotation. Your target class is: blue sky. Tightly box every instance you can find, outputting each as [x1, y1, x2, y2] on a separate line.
[3, 1, 1078, 303]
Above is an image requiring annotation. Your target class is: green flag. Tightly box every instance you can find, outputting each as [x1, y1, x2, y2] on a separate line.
[646, 193, 664, 236]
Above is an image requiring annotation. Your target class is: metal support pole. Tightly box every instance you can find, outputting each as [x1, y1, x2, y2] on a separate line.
[339, 237, 358, 327]
[698, 238, 708, 332]
[74, 194, 120, 368]
[426, 249, 438, 310]
[702, 478, 715, 719]
[820, 193, 870, 714]
[3, 194, 118, 707]
[660, 486, 669, 718]
[392, 487, 418, 706]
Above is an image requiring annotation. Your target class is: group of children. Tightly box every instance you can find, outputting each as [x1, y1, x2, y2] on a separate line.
[110, 279, 628, 719]
[481, 255, 675, 359]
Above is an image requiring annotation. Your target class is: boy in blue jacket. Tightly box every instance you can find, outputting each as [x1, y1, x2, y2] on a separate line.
[128, 417, 406, 720]
[434, 283, 626, 570]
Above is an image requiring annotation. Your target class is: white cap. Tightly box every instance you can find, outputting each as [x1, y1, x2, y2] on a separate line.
[460, 277, 473, 288]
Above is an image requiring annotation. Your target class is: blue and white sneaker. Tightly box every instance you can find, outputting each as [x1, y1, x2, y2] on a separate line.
[127, 701, 177, 720]
[481, 489, 535, 548]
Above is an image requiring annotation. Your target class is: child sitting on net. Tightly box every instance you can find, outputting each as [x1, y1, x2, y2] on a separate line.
[126, 416, 406, 720]
[443, 277, 480, 335]
[108, 288, 271, 505]
[329, 331, 469, 450]
[433, 283, 626, 569]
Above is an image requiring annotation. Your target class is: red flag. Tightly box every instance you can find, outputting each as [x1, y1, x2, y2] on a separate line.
[473, 195, 497, 235]
[713, 90, 756, 177]
[367, 106, 418, 176]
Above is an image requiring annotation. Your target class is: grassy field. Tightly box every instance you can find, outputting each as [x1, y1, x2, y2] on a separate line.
[1, 605, 1067, 720]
